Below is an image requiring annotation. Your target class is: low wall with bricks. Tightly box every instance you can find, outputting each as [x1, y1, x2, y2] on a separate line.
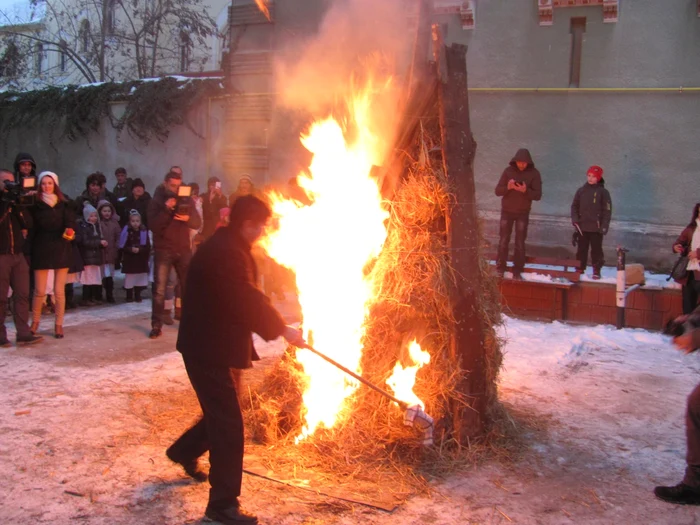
[498, 280, 683, 331]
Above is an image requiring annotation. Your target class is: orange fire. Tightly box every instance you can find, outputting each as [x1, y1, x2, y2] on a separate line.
[254, 0, 271, 21]
[386, 340, 431, 409]
[262, 75, 430, 442]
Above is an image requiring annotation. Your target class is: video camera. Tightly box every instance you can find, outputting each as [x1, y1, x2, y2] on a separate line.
[176, 185, 192, 216]
[1, 176, 36, 207]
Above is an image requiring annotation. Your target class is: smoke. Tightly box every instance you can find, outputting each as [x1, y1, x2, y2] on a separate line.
[273, 0, 414, 166]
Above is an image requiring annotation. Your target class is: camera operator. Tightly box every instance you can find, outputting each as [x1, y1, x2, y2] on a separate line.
[655, 307, 700, 505]
[0, 169, 42, 347]
[146, 170, 201, 339]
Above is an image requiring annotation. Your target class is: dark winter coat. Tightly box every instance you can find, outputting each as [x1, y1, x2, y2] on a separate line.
[571, 179, 613, 234]
[494, 149, 543, 215]
[177, 226, 286, 369]
[0, 199, 32, 255]
[97, 200, 121, 265]
[29, 199, 76, 270]
[63, 195, 84, 274]
[120, 192, 152, 228]
[75, 189, 118, 214]
[673, 216, 700, 286]
[76, 220, 105, 267]
[119, 225, 150, 274]
[201, 191, 228, 240]
[148, 184, 201, 254]
[13, 152, 36, 184]
[113, 179, 133, 201]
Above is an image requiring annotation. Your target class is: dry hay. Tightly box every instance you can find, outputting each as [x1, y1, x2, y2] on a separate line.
[245, 162, 506, 490]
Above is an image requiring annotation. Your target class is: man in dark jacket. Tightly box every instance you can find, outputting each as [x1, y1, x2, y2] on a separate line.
[570, 165, 612, 280]
[112, 167, 133, 201]
[0, 169, 43, 347]
[655, 307, 700, 505]
[13, 152, 36, 186]
[76, 172, 117, 212]
[147, 170, 201, 339]
[494, 148, 542, 279]
[201, 176, 228, 240]
[169, 195, 304, 524]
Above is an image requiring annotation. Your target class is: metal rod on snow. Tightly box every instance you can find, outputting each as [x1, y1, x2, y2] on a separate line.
[298, 343, 408, 409]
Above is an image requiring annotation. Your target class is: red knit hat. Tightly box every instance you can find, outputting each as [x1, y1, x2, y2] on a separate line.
[587, 165, 603, 181]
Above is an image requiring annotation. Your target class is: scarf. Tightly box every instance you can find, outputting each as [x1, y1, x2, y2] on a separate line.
[41, 193, 58, 208]
[688, 218, 700, 272]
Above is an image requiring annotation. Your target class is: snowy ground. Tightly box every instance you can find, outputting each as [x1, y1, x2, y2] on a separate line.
[1, 300, 699, 524]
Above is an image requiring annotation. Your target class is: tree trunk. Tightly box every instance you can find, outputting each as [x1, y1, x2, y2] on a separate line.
[435, 40, 487, 441]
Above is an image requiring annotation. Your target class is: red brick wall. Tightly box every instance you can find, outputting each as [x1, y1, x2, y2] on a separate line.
[498, 280, 683, 331]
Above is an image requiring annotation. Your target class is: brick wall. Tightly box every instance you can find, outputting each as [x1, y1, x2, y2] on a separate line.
[498, 280, 683, 331]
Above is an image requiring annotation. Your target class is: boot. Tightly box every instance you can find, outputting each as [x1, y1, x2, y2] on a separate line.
[65, 283, 75, 310]
[104, 277, 115, 303]
[654, 483, 700, 505]
[92, 285, 103, 304]
[134, 286, 144, 303]
[126, 288, 134, 303]
[80, 285, 93, 307]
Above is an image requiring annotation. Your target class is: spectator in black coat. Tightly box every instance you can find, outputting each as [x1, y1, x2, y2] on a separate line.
[146, 170, 201, 338]
[0, 169, 42, 347]
[201, 176, 228, 240]
[494, 148, 542, 279]
[76, 204, 105, 306]
[112, 167, 133, 201]
[75, 172, 118, 213]
[29, 172, 76, 339]
[571, 165, 612, 280]
[13, 152, 36, 186]
[120, 178, 152, 228]
[168, 195, 304, 525]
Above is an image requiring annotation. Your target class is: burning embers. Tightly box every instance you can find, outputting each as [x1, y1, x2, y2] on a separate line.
[261, 82, 433, 444]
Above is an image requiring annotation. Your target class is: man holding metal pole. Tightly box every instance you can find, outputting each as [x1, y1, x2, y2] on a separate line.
[169, 195, 304, 525]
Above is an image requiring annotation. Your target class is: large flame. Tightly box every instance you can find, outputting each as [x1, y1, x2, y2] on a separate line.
[262, 81, 391, 441]
[386, 340, 431, 409]
[254, 0, 271, 21]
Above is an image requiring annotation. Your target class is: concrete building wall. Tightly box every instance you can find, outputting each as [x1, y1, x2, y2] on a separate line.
[435, 0, 700, 269]
[0, 99, 230, 198]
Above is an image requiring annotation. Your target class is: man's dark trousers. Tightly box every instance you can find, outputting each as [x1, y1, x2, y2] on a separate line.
[682, 273, 700, 315]
[0, 254, 32, 341]
[577, 232, 604, 272]
[168, 357, 244, 509]
[684, 383, 700, 488]
[152, 251, 191, 329]
[496, 211, 529, 274]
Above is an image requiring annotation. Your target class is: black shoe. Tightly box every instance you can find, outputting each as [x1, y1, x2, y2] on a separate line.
[654, 483, 700, 505]
[205, 503, 258, 524]
[162, 313, 174, 326]
[149, 328, 162, 339]
[592, 272, 601, 280]
[0, 339, 11, 348]
[512, 272, 523, 280]
[166, 450, 207, 482]
[17, 334, 43, 346]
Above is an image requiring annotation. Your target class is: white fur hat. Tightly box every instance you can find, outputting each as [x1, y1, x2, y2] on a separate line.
[38, 171, 59, 187]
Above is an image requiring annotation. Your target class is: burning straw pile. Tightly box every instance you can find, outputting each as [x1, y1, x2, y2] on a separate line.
[245, 158, 504, 483]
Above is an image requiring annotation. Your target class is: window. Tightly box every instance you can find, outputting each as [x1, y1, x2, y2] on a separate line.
[569, 17, 586, 88]
[104, 0, 116, 34]
[34, 43, 44, 74]
[179, 31, 191, 72]
[80, 19, 90, 53]
[59, 40, 67, 73]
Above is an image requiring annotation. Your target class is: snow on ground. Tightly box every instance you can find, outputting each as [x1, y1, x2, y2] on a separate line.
[1, 302, 700, 524]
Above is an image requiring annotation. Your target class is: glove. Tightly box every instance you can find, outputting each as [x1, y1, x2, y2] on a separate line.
[572, 230, 581, 247]
[601, 228, 608, 236]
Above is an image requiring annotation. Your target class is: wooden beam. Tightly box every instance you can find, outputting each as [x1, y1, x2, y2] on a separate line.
[434, 32, 487, 440]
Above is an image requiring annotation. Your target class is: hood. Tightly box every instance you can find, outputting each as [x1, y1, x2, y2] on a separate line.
[509, 148, 535, 169]
[153, 183, 176, 203]
[97, 199, 119, 222]
[13, 152, 36, 176]
[83, 203, 98, 222]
